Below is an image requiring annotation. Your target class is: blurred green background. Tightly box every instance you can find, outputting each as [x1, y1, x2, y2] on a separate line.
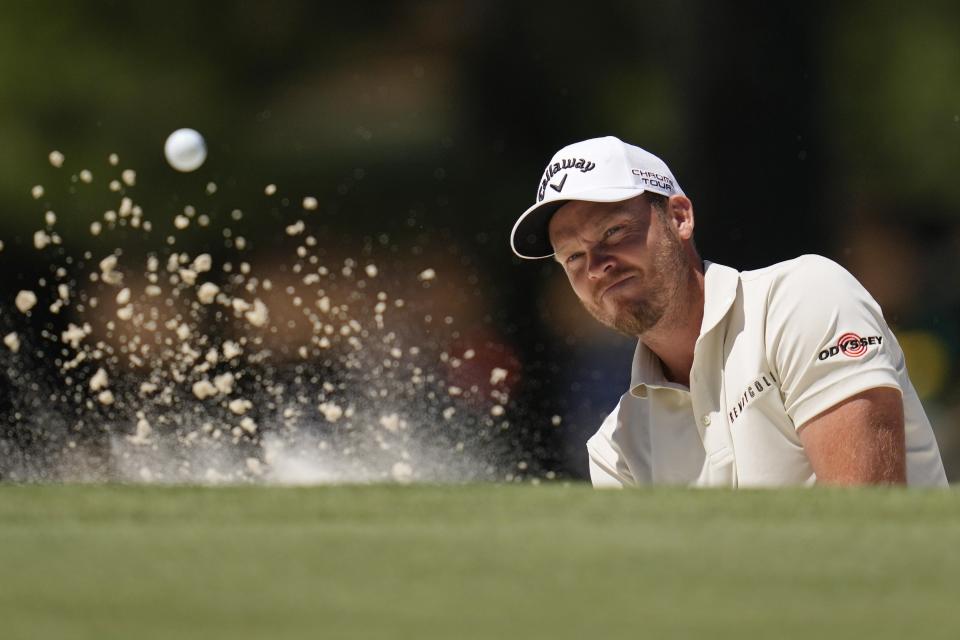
[0, 0, 958, 479]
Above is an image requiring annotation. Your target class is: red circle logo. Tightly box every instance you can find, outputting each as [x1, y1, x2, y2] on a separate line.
[837, 332, 867, 358]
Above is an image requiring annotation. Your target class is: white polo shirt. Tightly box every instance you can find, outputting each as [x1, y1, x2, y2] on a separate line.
[587, 255, 948, 488]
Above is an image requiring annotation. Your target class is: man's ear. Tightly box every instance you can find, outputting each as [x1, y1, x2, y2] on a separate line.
[668, 195, 695, 240]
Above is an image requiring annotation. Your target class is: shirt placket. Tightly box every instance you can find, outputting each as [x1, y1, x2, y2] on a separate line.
[691, 326, 737, 487]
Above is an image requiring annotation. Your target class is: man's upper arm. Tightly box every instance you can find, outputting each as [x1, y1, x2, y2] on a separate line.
[764, 256, 909, 484]
[797, 387, 906, 484]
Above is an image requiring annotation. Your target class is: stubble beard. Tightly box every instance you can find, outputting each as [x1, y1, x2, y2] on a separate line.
[581, 229, 688, 338]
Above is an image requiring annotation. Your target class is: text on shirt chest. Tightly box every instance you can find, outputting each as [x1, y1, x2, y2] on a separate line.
[728, 371, 779, 424]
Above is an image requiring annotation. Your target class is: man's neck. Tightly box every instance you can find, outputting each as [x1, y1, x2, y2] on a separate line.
[640, 263, 705, 387]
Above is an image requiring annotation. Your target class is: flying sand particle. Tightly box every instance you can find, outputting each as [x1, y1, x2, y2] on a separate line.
[379, 413, 402, 433]
[61, 323, 89, 349]
[240, 417, 257, 434]
[15, 290, 37, 314]
[285, 220, 305, 236]
[213, 372, 235, 395]
[244, 299, 269, 327]
[319, 402, 343, 423]
[228, 398, 253, 415]
[128, 414, 152, 445]
[197, 282, 219, 304]
[33, 230, 52, 250]
[222, 341, 242, 360]
[192, 379, 217, 400]
[99, 255, 123, 285]
[391, 461, 413, 484]
[490, 368, 508, 385]
[4, 332, 20, 353]
[89, 368, 109, 392]
[192, 254, 212, 273]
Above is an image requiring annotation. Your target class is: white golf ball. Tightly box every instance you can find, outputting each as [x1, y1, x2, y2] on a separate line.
[164, 128, 207, 172]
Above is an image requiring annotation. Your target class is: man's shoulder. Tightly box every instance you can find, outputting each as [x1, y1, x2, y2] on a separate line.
[735, 254, 863, 305]
[739, 254, 847, 285]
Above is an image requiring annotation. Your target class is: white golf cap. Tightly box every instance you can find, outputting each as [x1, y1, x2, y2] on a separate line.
[509, 136, 684, 259]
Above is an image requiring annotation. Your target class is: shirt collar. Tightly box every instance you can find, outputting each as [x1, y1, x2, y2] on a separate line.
[629, 260, 740, 398]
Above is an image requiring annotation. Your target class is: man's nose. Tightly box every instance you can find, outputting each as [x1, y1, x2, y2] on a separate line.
[586, 248, 616, 279]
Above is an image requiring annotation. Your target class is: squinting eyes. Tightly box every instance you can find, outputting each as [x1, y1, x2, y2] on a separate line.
[603, 225, 623, 239]
[561, 224, 626, 266]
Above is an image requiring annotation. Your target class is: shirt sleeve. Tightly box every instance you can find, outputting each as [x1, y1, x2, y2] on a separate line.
[764, 255, 905, 429]
[586, 400, 636, 488]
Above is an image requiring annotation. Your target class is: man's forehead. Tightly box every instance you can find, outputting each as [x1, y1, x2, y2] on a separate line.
[549, 200, 636, 240]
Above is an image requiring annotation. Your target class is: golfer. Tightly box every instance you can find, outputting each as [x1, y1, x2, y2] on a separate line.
[510, 136, 947, 487]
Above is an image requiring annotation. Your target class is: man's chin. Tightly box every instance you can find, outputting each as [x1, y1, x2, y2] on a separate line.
[610, 302, 665, 337]
[583, 300, 661, 337]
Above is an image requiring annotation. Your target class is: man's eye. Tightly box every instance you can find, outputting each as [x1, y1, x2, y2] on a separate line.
[604, 225, 623, 239]
[565, 252, 583, 265]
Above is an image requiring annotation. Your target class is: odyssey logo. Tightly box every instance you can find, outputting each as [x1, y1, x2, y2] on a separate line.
[818, 332, 883, 361]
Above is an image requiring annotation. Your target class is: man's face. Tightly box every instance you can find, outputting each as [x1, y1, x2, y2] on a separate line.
[548, 195, 687, 336]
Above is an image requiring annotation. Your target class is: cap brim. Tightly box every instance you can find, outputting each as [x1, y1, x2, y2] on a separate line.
[509, 187, 647, 259]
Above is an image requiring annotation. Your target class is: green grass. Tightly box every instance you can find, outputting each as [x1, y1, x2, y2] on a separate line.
[1, 484, 958, 639]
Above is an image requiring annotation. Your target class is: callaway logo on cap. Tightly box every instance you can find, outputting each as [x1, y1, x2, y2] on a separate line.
[509, 136, 684, 259]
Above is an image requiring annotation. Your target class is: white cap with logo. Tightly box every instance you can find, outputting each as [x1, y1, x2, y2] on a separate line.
[509, 136, 684, 259]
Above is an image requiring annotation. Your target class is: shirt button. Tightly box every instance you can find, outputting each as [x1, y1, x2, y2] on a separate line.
[702, 414, 712, 427]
